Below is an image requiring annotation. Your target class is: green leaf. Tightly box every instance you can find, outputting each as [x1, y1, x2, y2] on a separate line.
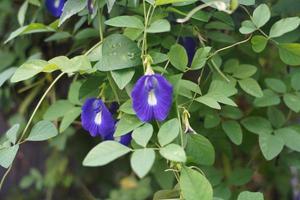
[232, 64, 257, 79]
[267, 107, 285, 128]
[220, 106, 243, 120]
[70, 55, 92, 72]
[149, 51, 168, 64]
[119, 100, 135, 115]
[68, 82, 82, 105]
[238, 78, 263, 97]
[239, 20, 256, 34]
[114, 115, 144, 137]
[59, 107, 81, 132]
[130, 148, 155, 178]
[254, 89, 281, 107]
[0, 67, 16, 87]
[45, 32, 71, 42]
[26, 120, 58, 141]
[222, 121, 243, 145]
[28, 0, 41, 6]
[191, 47, 211, 70]
[283, 93, 300, 112]
[96, 34, 141, 71]
[186, 133, 215, 166]
[158, 118, 180, 146]
[43, 100, 75, 120]
[252, 4, 270, 28]
[0, 145, 19, 168]
[251, 35, 268, 53]
[11, 59, 48, 82]
[59, 0, 87, 26]
[265, 78, 286, 93]
[275, 127, 300, 152]
[159, 144, 186, 162]
[83, 141, 131, 166]
[180, 166, 213, 200]
[179, 80, 201, 97]
[111, 68, 135, 90]
[153, 189, 180, 200]
[132, 123, 153, 147]
[79, 76, 102, 99]
[237, 191, 264, 200]
[196, 96, 221, 109]
[269, 17, 300, 38]
[18, 0, 28, 26]
[278, 43, 300, 66]
[147, 19, 171, 33]
[241, 116, 273, 135]
[6, 124, 20, 144]
[259, 133, 284, 160]
[204, 112, 220, 129]
[168, 44, 188, 71]
[5, 23, 55, 43]
[105, 16, 144, 29]
[155, 0, 194, 5]
[48, 56, 71, 72]
[291, 73, 300, 91]
[239, 0, 255, 5]
[228, 168, 253, 186]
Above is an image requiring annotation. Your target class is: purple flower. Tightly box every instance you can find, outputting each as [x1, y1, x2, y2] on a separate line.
[179, 37, 197, 66]
[45, 0, 65, 17]
[131, 72, 173, 122]
[87, 0, 94, 14]
[81, 98, 115, 138]
[109, 102, 119, 115]
[104, 132, 132, 146]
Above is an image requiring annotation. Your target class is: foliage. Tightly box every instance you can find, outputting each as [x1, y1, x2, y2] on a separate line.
[1, 0, 300, 199]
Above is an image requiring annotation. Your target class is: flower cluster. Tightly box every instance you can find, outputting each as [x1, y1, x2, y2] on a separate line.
[81, 66, 173, 146]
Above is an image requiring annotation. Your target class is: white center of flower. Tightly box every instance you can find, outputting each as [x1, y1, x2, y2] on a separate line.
[148, 90, 157, 106]
[54, 0, 60, 8]
[94, 112, 102, 125]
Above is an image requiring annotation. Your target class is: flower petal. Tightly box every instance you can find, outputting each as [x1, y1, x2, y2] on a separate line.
[119, 133, 132, 146]
[45, 0, 65, 17]
[131, 74, 173, 122]
[153, 74, 173, 121]
[131, 76, 154, 122]
[81, 98, 115, 137]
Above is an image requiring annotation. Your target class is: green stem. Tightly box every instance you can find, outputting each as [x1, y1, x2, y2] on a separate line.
[98, 8, 104, 42]
[0, 166, 12, 190]
[18, 73, 65, 142]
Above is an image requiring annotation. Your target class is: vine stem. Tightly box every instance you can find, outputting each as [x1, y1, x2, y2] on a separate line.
[207, 35, 252, 60]
[0, 166, 12, 190]
[18, 72, 65, 142]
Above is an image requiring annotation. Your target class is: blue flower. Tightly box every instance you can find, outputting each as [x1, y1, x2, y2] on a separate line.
[179, 37, 197, 66]
[104, 132, 132, 146]
[131, 70, 173, 122]
[87, 0, 94, 14]
[81, 98, 115, 138]
[109, 102, 119, 115]
[45, 0, 65, 17]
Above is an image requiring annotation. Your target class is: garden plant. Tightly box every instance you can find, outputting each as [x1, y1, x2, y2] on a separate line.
[0, 0, 300, 199]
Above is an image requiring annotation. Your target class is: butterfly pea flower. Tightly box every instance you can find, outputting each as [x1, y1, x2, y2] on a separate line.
[109, 102, 119, 115]
[131, 67, 173, 122]
[179, 37, 197, 66]
[81, 98, 115, 138]
[45, 0, 65, 17]
[87, 0, 95, 14]
[104, 132, 132, 146]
